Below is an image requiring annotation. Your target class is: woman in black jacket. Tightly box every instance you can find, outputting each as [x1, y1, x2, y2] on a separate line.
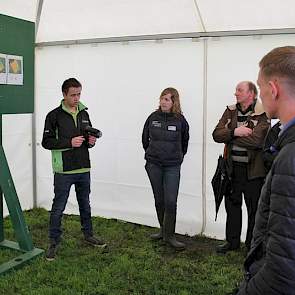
[142, 87, 189, 249]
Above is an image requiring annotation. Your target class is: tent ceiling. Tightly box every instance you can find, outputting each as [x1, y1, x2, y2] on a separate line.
[0, 0, 38, 22]
[36, 0, 202, 42]
[1, 0, 295, 41]
[197, 0, 295, 32]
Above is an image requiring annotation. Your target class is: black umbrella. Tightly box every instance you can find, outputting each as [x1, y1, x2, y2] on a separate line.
[211, 155, 231, 221]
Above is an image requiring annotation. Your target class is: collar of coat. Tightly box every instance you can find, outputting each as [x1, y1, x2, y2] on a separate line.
[60, 100, 88, 114]
[227, 100, 265, 116]
[274, 119, 295, 151]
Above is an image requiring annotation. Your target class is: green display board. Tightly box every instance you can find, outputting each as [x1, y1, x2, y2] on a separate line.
[0, 15, 43, 274]
[0, 14, 34, 114]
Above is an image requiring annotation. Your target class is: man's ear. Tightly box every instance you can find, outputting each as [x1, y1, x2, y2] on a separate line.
[268, 80, 279, 100]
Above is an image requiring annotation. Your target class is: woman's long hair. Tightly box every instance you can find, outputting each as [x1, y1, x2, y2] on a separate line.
[157, 87, 182, 115]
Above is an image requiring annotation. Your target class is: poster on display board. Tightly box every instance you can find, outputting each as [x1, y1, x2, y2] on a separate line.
[0, 54, 23, 85]
[0, 53, 7, 84]
[7, 54, 23, 85]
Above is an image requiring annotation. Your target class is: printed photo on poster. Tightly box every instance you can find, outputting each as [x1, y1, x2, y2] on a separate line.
[7, 55, 23, 85]
[0, 53, 7, 84]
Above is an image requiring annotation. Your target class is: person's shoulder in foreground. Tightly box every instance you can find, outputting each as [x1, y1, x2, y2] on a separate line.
[236, 46, 295, 294]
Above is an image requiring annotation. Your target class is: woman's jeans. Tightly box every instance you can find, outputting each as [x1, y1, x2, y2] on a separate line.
[49, 172, 93, 243]
[145, 162, 181, 225]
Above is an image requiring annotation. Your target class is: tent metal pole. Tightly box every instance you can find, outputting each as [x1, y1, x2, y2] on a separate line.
[193, 0, 206, 32]
[32, 0, 44, 208]
[200, 38, 208, 235]
[36, 28, 295, 47]
[31, 114, 37, 208]
[35, 0, 44, 37]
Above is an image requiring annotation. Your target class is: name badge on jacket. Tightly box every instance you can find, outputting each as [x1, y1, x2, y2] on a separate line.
[152, 121, 161, 128]
[168, 125, 177, 131]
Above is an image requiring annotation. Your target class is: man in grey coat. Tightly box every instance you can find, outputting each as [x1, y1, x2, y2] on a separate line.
[236, 46, 295, 294]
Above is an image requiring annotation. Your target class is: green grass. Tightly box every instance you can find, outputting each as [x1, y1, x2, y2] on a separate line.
[0, 208, 244, 295]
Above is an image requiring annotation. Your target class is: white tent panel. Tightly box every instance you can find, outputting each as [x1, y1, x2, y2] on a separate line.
[3, 0, 295, 38]
[197, 0, 295, 31]
[35, 39, 203, 235]
[205, 34, 295, 240]
[2, 114, 34, 216]
[2, 0, 295, 242]
[36, 0, 202, 42]
[0, 0, 37, 22]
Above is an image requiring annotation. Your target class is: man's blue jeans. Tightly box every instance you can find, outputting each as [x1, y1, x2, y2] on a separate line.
[145, 162, 181, 220]
[49, 172, 93, 243]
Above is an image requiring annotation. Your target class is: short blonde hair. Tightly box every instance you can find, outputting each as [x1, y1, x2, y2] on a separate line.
[259, 46, 295, 93]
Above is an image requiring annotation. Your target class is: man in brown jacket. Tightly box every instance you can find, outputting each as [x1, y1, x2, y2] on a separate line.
[213, 81, 269, 254]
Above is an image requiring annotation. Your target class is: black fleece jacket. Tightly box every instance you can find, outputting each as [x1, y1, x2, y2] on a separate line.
[42, 103, 92, 172]
[142, 110, 189, 166]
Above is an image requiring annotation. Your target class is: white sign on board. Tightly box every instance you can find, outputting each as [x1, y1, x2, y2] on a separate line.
[6, 54, 23, 85]
[0, 53, 7, 84]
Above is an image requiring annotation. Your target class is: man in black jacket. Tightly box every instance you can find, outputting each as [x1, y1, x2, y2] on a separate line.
[42, 78, 106, 261]
[235, 46, 295, 294]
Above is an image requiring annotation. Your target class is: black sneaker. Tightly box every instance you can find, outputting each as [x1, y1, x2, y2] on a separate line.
[45, 243, 58, 261]
[84, 235, 107, 248]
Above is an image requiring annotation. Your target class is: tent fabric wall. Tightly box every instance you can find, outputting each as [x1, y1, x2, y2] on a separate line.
[205, 34, 295, 239]
[0, 0, 37, 22]
[35, 39, 204, 236]
[37, 0, 202, 42]
[34, 33, 295, 240]
[36, 0, 295, 43]
[2, 114, 34, 216]
[2, 0, 295, 35]
[196, 0, 295, 31]
[2, 1, 295, 240]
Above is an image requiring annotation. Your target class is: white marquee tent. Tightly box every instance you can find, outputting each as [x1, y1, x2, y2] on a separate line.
[1, 0, 295, 241]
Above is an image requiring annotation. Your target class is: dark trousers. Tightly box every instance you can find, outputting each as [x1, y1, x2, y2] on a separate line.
[49, 172, 93, 243]
[145, 162, 180, 225]
[225, 163, 264, 249]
